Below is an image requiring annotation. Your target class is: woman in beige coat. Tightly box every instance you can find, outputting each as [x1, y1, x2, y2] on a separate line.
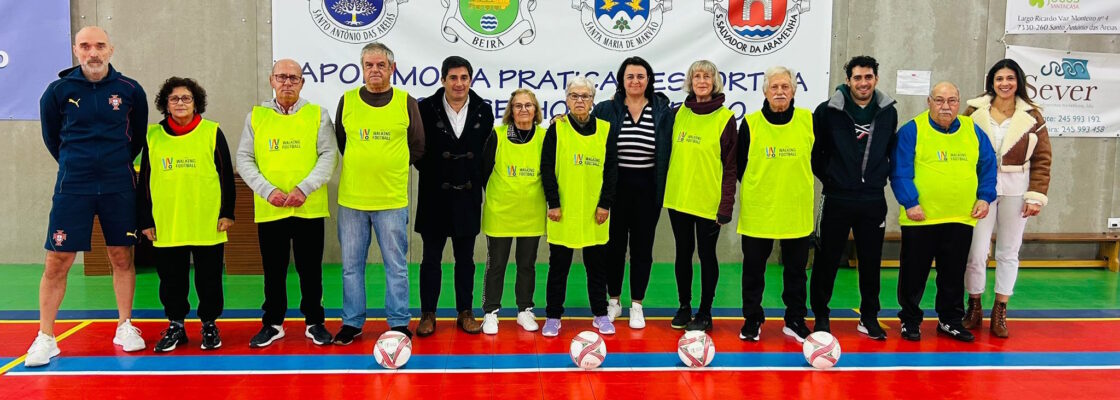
[962, 58, 1052, 338]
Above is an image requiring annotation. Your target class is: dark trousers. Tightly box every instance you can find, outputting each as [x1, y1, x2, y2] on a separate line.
[258, 217, 325, 326]
[606, 168, 660, 301]
[897, 223, 973, 325]
[810, 196, 886, 320]
[545, 244, 609, 318]
[668, 209, 721, 315]
[155, 244, 225, 322]
[419, 233, 477, 313]
[741, 235, 810, 323]
[482, 235, 540, 313]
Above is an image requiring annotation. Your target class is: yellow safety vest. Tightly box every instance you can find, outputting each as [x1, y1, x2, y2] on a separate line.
[146, 119, 227, 247]
[900, 112, 981, 227]
[250, 104, 330, 223]
[737, 108, 815, 239]
[482, 124, 547, 237]
[546, 117, 611, 248]
[663, 105, 735, 220]
[338, 86, 410, 210]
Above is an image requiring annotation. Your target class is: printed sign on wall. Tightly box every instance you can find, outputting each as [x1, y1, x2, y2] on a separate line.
[1007, 0, 1120, 34]
[1007, 45, 1119, 137]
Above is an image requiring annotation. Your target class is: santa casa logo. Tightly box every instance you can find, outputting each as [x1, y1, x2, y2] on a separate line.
[309, 0, 406, 44]
[1041, 58, 1090, 80]
[705, 0, 811, 55]
[572, 0, 672, 51]
[441, 0, 538, 51]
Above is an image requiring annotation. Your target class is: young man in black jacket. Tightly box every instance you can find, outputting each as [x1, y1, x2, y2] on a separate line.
[809, 56, 897, 340]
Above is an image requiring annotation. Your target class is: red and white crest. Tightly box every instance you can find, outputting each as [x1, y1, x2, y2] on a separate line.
[52, 230, 67, 246]
[108, 95, 122, 111]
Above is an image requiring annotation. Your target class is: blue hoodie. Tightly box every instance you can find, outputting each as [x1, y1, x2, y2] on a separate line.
[40, 64, 148, 195]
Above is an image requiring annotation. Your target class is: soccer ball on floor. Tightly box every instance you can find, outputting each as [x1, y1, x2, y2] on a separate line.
[570, 330, 607, 369]
[373, 330, 412, 369]
[802, 331, 841, 369]
[677, 330, 716, 368]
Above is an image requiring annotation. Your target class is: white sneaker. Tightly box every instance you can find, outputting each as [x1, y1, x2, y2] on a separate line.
[24, 332, 60, 367]
[482, 311, 499, 335]
[607, 299, 622, 322]
[517, 308, 539, 332]
[629, 302, 646, 329]
[113, 319, 146, 352]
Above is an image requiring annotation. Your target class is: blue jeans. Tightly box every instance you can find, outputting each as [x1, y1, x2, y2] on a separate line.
[337, 205, 410, 328]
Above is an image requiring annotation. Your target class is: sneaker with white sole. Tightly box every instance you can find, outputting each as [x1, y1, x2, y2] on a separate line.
[517, 309, 539, 332]
[113, 320, 146, 352]
[782, 320, 811, 343]
[482, 311, 499, 335]
[592, 315, 616, 335]
[607, 299, 622, 322]
[24, 332, 60, 367]
[629, 302, 645, 329]
[542, 318, 561, 337]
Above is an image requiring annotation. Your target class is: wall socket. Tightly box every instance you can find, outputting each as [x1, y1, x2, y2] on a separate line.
[1110, 218, 1120, 229]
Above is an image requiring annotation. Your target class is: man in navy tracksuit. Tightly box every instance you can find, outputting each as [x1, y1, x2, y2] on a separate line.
[808, 56, 898, 340]
[25, 26, 149, 367]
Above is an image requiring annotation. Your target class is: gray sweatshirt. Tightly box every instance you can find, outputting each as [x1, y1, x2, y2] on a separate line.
[236, 97, 338, 200]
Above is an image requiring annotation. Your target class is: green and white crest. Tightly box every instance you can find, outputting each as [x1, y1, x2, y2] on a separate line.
[441, 0, 538, 50]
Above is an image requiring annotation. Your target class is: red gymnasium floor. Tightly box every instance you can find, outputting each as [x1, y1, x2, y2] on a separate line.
[2, 317, 1119, 399]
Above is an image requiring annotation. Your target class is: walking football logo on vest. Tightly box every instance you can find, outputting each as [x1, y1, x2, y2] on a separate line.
[309, 0, 407, 44]
[441, 0, 538, 51]
[704, 0, 810, 55]
[572, 0, 672, 51]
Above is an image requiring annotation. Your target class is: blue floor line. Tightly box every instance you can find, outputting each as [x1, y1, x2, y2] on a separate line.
[6, 351, 1120, 374]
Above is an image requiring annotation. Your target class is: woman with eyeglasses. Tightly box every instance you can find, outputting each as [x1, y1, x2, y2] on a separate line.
[540, 77, 618, 337]
[478, 89, 547, 335]
[591, 57, 674, 329]
[662, 60, 738, 332]
[137, 77, 235, 352]
[961, 59, 1052, 338]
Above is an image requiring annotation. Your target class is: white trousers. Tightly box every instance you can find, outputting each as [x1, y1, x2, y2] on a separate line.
[965, 196, 1029, 296]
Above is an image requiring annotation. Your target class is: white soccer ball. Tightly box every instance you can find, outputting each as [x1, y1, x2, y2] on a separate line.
[677, 330, 716, 368]
[802, 331, 841, 369]
[570, 330, 607, 369]
[373, 330, 412, 369]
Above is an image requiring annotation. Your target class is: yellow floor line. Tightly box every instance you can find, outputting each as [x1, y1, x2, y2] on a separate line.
[0, 320, 92, 375]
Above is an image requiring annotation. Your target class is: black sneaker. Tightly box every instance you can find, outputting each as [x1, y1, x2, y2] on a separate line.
[670, 306, 692, 330]
[200, 321, 222, 350]
[333, 324, 362, 345]
[154, 323, 187, 353]
[813, 317, 831, 333]
[249, 325, 285, 348]
[937, 322, 975, 342]
[783, 320, 811, 343]
[390, 325, 414, 339]
[684, 313, 713, 331]
[900, 322, 921, 341]
[858, 320, 887, 341]
[305, 324, 333, 346]
[739, 319, 763, 341]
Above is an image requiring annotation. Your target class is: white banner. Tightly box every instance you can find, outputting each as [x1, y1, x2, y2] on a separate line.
[273, 0, 833, 121]
[1006, 0, 1120, 34]
[1006, 45, 1119, 137]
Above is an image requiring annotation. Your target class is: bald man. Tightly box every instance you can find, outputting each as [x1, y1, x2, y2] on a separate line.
[29, 26, 149, 367]
[890, 82, 996, 343]
[236, 59, 337, 348]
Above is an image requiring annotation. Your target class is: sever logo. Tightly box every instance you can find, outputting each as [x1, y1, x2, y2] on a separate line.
[1041, 58, 1090, 80]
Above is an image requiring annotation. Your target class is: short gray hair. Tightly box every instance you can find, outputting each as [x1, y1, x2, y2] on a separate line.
[763, 66, 797, 93]
[684, 60, 723, 96]
[360, 42, 395, 64]
[929, 81, 960, 98]
[566, 77, 596, 98]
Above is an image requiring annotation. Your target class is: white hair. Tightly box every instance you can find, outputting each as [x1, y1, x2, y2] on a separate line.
[566, 77, 597, 98]
[763, 66, 797, 93]
[684, 60, 723, 96]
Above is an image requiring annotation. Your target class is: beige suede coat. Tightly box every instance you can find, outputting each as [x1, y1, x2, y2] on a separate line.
[963, 95, 1052, 206]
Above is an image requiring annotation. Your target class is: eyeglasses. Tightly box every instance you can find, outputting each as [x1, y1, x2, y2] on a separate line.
[930, 97, 960, 106]
[567, 93, 593, 102]
[168, 95, 194, 104]
[512, 103, 534, 111]
[272, 74, 303, 84]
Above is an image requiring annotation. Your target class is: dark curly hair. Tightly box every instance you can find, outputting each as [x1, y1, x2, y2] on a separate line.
[154, 77, 207, 116]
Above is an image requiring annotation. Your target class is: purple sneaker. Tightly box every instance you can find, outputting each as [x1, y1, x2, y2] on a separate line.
[542, 318, 561, 337]
[592, 315, 616, 335]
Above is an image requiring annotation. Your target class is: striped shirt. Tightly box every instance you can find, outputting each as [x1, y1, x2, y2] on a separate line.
[617, 105, 656, 169]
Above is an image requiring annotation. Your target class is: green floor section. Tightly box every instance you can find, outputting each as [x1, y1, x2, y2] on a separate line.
[0, 264, 1117, 311]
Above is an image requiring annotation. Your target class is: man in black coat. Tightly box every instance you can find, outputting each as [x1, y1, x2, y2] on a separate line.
[415, 56, 495, 336]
